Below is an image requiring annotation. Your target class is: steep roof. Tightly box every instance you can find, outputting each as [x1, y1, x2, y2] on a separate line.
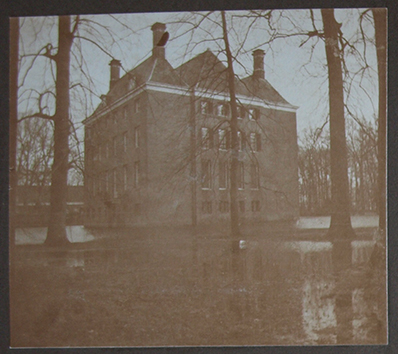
[90, 49, 295, 120]
[175, 50, 230, 93]
[176, 49, 295, 109]
[239, 76, 293, 107]
[108, 56, 187, 102]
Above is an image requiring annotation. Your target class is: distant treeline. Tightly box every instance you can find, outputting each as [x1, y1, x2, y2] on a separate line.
[299, 118, 378, 216]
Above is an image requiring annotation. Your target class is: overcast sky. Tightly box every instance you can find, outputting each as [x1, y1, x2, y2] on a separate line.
[18, 9, 379, 139]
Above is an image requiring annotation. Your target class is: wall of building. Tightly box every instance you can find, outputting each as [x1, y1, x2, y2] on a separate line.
[84, 89, 299, 228]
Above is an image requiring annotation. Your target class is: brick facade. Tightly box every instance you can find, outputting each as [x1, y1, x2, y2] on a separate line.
[83, 23, 299, 228]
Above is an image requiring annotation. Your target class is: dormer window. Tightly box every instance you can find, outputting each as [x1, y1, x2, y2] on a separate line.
[100, 95, 108, 105]
[128, 76, 136, 90]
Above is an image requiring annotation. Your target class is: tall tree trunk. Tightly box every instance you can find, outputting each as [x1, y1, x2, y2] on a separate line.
[321, 9, 355, 240]
[10, 18, 19, 247]
[322, 9, 355, 344]
[372, 8, 387, 234]
[46, 16, 73, 246]
[190, 88, 197, 227]
[221, 11, 240, 238]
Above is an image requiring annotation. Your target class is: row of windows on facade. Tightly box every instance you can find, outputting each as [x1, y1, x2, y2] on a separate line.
[201, 128, 261, 152]
[86, 98, 141, 139]
[200, 100, 260, 121]
[89, 162, 140, 198]
[86, 199, 261, 221]
[202, 200, 261, 214]
[86, 98, 258, 140]
[201, 160, 260, 190]
[91, 126, 140, 162]
[86, 203, 142, 220]
[89, 159, 259, 200]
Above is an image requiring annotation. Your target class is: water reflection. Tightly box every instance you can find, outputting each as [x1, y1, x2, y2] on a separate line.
[287, 240, 376, 344]
[58, 237, 378, 344]
[15, 226, 95, 244]
[14, 226, 380, 345]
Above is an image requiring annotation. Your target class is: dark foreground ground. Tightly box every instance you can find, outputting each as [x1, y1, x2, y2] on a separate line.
[9, 222, 386, 347]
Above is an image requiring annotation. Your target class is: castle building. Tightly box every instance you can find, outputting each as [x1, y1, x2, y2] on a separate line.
[83, 22, 299, 228]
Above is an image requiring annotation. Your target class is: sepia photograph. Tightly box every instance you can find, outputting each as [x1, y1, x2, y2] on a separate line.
[8, 7, 387, 347]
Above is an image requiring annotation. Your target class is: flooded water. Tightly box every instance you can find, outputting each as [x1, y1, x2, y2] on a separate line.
[297, 215, 379, 229]
[44, 238, 379, 344]
[284, 239, 378, 344]
[15, 226, 95, 245]
[11, 219, 385, 346]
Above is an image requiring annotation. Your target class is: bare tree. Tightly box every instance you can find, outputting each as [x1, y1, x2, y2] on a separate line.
[298, 118, 378, 216]
[221, 10, 240, 237]
[45, 16, 75, 245]
[10, 18, 19, 246]
[372, 8, 387, 234]
[17, 15, 138, 245]
[16, 118, 54, 188]
[161, 11, 299, 237]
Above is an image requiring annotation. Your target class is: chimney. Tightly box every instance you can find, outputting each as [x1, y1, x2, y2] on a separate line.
[151, 22, 166, 59]
[109, 59, 121, 90]
[252, 49, 265, 79]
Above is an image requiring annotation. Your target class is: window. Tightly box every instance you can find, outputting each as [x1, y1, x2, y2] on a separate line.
[134, 203, 141, 215]
[123, 165, 128, 191]
[219, 201, 229, 213]
[128, 77, 136, 90]
[219, 129, 227, 150]
[216, 103, 228, 117]
[250, 132, 261, 152]
[93, 146, 98, 161]
[123, 132, 127, 152]
[113, 169, 117, 198]
[237, 131, 243, 151]
[251, 200, 260, 212]
[202, 201, 212, 214]
[239, 200, 245, 213]
[134, 98, 141, 113]
[238, 162, 245, 189]
[201, 127, 210, 150]
[99, 146, 102, 162]
[123, 107, 128, 121]
[201, 159, 211, 189]
[237, 106, 245, 119]
[106, 171, 110, 192]
[134, 161, 140, 187]
[219, 161, 228, 190]
[135, 126, 140, 148]
[249, 108, 259, 121]
[200, 100, 212, 115]
[250, 163, 259, 189]
[113, 136, 117, 156]
[106, 142, 110, 159]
